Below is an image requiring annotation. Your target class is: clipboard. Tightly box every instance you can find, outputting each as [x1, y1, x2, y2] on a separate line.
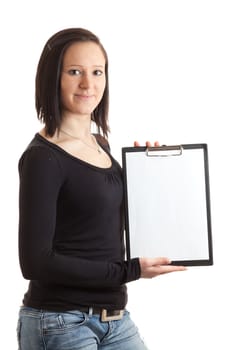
[122, 144, 213, 266]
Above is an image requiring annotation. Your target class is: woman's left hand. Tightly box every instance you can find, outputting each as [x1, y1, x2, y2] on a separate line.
[134, 141, 160, 147]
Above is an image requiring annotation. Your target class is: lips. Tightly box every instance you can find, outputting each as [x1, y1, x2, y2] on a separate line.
[75, 94, 93, 98]
[75, 94, 93, 100]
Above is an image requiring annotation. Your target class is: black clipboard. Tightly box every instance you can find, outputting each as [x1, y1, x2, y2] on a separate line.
[122, 144, 213, 266]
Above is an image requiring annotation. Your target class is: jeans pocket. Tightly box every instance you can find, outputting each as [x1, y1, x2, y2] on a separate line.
[43, 311, 88, 335]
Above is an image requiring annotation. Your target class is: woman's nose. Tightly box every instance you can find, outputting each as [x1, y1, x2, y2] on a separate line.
[79, 73, 92, 89]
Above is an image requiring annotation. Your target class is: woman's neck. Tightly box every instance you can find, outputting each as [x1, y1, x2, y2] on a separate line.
[60, 114, 92, 139]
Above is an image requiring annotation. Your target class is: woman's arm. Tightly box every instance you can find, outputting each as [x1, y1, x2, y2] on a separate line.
[18, 146, 141, 288]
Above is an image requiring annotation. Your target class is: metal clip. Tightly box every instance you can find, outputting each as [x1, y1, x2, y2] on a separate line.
[146, 145, 183, 157]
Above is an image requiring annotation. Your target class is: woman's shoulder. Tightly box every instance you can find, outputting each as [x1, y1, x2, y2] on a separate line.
[18, 133, 63, 173]
[20, 133, 55, 156]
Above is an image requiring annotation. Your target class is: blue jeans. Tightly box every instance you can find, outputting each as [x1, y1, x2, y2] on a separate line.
[17, 306, 148, 349]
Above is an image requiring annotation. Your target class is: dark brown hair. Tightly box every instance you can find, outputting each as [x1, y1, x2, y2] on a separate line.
[35, 28, 109, 137]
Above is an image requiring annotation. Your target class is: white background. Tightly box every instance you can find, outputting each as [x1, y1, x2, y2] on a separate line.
[1, 0, 232, 349]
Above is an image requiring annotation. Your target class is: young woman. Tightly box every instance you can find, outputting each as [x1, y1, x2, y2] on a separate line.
[17, 28, 185, 350]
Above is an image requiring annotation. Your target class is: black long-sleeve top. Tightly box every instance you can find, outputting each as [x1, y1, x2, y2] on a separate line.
[18, 133, 141, 311]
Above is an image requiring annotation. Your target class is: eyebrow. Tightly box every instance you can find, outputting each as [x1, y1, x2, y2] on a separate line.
[64, 64, 105, 68]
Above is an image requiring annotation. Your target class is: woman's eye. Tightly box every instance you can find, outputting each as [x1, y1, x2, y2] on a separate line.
[94, 70, 103, 76]
[68, 69, 82, 76]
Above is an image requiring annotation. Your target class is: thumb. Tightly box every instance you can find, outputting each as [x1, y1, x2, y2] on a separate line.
[151, 257, 171, 266]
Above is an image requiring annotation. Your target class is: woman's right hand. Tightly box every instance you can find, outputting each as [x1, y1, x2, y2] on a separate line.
[139, 257, 186, 278]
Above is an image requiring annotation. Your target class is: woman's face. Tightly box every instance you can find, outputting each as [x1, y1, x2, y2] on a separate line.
[60, 41, 106, 117]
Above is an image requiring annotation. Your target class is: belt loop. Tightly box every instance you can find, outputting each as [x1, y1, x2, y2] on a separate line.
[88, 307, 93, 317]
